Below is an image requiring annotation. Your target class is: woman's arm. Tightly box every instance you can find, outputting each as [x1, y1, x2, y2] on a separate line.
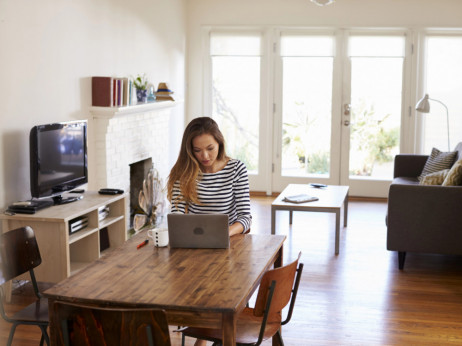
[233, 161, 252, 234]
[229, 222, 245, 236]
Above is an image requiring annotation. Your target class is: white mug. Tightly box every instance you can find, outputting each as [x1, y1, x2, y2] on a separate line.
[147, 228, 169, 247]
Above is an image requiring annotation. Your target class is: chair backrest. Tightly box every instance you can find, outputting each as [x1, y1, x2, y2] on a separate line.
[254, 252, 302, 321]
[53, 301, 172, 346]
[0, 226, 42, 285]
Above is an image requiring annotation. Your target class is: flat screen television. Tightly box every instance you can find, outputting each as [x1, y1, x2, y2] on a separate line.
[30, 120, 88, 204]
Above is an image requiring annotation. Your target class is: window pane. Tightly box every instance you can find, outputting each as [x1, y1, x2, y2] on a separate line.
[281, 35, 334, 57]
[212, 56, 260, 173]
[281, 56, 333, 177]
[210, 32, 261, 56]
[423, 36, 462, 153]
[349, 57, 402, 179]
[349, 35, 405, 57]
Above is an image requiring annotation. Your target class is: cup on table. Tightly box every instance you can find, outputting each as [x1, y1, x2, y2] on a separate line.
[147, 227, 169, 247]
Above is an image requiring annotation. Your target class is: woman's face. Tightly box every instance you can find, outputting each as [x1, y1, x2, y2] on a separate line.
[192, 134, 220, 172]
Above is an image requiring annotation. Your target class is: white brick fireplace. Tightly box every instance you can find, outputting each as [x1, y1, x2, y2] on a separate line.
[89, 102, 179, 193]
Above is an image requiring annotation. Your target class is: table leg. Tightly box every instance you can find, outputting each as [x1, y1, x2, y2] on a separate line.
[222, 312, 236, 346]
[344, 192, 349, 227]
[271, 207, 276, 235]
[289, 210, 293, 225]
[335, 210, 340, 255]
[274, 244, 283, 268]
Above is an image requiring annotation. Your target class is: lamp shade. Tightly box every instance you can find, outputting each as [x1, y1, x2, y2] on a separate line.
[415, 94, 430, 113]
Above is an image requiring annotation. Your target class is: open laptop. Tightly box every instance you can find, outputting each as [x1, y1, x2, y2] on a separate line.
[167, 213, 230, 249]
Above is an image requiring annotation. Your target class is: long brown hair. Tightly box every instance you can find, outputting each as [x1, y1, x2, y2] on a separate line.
[167, 117, 228, 205]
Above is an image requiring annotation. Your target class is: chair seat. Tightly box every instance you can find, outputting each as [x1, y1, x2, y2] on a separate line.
[182, 307, 281, 345]
[11, 297, 49, 324]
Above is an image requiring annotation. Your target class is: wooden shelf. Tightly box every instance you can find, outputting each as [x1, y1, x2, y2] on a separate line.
[0, 191, 127, 284]
[69, 227, 99, 244]
[90, 99, 182, 117]
[100, 215, 124, 229]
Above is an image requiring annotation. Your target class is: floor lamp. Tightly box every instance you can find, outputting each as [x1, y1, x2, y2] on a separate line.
[415, 94, 451, 151]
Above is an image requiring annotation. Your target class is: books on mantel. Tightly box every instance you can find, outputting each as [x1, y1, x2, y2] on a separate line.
[282, 194, 319, 204]
[91, 76, 135, 107]
[155, 82, 175, 101]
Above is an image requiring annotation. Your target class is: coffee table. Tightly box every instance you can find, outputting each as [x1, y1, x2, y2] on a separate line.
[271, 184, 349, 255]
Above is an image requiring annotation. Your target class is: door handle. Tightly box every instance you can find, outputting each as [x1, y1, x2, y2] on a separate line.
[344, 120, 350, 126]
[344, 103, 351, 116]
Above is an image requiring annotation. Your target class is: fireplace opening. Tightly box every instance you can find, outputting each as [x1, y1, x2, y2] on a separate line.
[129, 158, 153, 229]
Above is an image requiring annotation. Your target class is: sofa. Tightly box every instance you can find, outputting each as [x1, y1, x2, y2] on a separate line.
[386, 142, 462, 269]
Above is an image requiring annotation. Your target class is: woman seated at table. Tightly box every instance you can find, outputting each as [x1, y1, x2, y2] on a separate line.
[167, 116, 252, 237]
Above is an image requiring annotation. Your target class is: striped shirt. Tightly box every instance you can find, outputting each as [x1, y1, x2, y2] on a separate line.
[170, 159, 252, 232]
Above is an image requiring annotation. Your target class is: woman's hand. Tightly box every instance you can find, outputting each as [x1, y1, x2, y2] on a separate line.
[229, 222, 245, 236]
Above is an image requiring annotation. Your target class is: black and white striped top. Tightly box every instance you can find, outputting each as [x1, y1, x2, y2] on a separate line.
[170, 159, 252, 232]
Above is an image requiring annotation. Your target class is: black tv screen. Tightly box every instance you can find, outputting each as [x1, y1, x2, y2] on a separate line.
[30, 121, 88, 201]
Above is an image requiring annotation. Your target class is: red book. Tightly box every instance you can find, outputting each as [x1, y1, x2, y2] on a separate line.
[91, 77, 113, 107]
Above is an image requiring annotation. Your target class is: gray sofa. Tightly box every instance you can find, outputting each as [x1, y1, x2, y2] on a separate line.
[386, 143, 462, 269]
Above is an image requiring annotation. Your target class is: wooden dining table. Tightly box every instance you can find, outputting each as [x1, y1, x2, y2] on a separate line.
[44, 231, 286, 346]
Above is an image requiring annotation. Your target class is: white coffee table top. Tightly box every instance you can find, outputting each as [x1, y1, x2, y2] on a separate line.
[272, 184, 349, 210]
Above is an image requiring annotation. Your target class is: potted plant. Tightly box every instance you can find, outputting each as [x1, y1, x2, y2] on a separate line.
[133, 74, 148, 103]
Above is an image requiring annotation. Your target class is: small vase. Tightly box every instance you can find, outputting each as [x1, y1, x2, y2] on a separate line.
[136, 89, 147, 103]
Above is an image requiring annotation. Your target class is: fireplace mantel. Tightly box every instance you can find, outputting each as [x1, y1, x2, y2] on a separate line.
[90, 100, 182, 118]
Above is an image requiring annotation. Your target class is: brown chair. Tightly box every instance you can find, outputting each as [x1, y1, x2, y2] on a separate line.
[53, 301, 172, 346]
[0, 226, 49, 346]
[181, 253, 303, 346]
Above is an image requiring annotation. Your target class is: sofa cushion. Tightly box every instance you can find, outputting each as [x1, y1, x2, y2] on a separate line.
[442, 159, 462, 186]
[420, 169, 450, 185]
[419, 147, 457, 181]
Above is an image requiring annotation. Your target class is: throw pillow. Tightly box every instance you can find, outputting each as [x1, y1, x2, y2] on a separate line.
[420, 169, 450, 185]
[419, 147, 457, 181]
[442, 159, 462, 186]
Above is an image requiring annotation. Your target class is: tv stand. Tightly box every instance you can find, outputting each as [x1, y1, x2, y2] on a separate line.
[0, 191, 127, 284]
[52, 195, 81, 205]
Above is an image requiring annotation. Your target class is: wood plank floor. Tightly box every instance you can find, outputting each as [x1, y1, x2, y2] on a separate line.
[2, 196, 462, 345]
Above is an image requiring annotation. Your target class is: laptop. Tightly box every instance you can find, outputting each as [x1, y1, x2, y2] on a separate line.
[167, 213, 230, 249]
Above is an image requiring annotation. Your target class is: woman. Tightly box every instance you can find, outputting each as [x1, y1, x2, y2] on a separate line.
[167, 116, 252, 236]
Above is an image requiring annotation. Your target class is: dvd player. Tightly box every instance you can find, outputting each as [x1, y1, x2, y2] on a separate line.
[7, 200, 54, 214]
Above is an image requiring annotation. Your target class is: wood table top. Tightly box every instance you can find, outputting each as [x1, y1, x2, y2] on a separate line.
[44, 231, 286, 314]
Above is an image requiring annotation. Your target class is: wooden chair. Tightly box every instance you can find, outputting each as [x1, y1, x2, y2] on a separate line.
[181, 252, 304, 346]
[53, 301, 172, 346]
[0, 226, 49, 346]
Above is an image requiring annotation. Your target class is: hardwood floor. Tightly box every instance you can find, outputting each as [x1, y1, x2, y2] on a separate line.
[2, 196, 462, 345]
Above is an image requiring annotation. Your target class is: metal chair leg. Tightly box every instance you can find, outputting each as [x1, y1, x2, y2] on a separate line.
[39, 325, 50, 345]
[7, 323, 18, 346]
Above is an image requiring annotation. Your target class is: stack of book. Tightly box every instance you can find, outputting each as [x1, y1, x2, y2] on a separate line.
[98, 205, 110, 221]
[69, 216, 89, 234]
[155, 82, 175, 101]
[92, 76, 136, 107]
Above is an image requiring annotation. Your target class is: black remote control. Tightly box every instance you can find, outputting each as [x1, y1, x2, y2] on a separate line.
[99, 188, 124, 195]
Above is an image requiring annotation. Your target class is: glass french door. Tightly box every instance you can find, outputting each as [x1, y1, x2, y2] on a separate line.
[205, 28, 410, 197]
[207, 31, 269, 191]
[273, 30, 409, 197]
[273, 31, 339, 192]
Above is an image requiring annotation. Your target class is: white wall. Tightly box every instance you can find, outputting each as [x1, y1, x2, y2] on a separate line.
[186, 0, 462, 120]
[0, 0, 186, 212]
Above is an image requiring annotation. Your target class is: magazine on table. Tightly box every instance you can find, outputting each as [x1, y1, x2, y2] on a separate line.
[282, 194, 319, 204]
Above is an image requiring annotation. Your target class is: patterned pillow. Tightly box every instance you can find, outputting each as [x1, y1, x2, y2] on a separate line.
[419, 148, 457, 181]
[442, 159, 462, 186]
[420, 169, 450, 185]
